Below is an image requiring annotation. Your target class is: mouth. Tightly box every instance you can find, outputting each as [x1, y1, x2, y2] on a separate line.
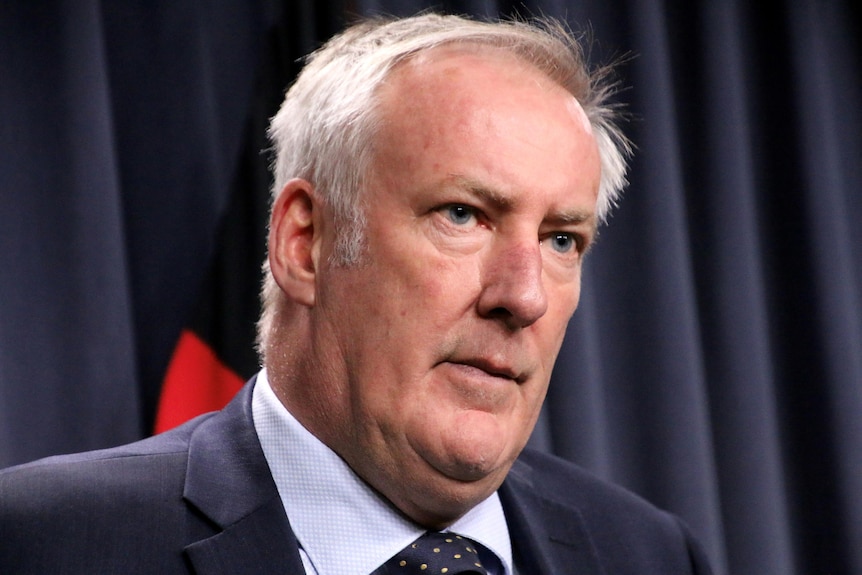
[445, 357, 526, 385]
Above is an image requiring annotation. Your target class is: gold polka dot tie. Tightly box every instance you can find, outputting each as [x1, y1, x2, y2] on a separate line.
[373, 532, 496, 574]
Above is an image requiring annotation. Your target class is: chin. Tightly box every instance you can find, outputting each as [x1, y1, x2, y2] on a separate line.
[448, 416, 522, 475]
[437, 463, 492, 483]
[404, 470, 506, 529]
[424, 438, 518, 491]
[380, 433, 519, 528]
[412, 412, 521, 476]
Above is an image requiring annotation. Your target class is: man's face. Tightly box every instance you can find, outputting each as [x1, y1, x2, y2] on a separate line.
[308, 47, 601, 526]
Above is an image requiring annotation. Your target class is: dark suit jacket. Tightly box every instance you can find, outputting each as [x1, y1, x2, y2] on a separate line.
[0, 379, 712, 574]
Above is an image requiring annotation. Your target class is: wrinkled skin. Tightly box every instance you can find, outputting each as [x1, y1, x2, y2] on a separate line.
[267, 46, 601, 528]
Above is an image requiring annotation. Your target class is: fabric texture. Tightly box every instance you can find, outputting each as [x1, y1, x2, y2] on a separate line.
[372, 532, 499, 575]
[2, 2, 859, 574]
[0, 379, 712, 575]
[251, 370, 514, 575]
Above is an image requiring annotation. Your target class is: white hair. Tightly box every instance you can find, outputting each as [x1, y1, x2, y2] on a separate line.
[258, 13, 631, 358]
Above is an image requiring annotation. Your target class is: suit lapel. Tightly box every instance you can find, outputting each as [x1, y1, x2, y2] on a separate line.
[182, 379, 306, 574]
[184, 503, 304, 574]
[499, 459, 606, 575]
[176, 379, 607, 574]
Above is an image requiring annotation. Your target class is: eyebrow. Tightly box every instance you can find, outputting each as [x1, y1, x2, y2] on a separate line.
[546, 210, 596, 226]
[451, 176, 515, 211]
[450, 175, 597, 229]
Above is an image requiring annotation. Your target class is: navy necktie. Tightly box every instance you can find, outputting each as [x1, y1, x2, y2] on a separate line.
[373, 531, 501, 575]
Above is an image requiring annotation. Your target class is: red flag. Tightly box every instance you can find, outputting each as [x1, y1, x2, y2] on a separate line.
[155, 330, 245, 433]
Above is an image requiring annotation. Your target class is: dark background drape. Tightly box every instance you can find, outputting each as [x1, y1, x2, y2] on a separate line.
[1, 1, 860, 574]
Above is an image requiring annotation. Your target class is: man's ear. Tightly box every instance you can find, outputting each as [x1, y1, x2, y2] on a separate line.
[268, 179, 321, 308]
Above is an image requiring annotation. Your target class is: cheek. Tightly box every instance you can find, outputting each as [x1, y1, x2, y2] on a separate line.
[533, 283, 580, 367]
[556, 270, 582, 320]
[391, 253, 483, 322]
[524, 381, 551, 426]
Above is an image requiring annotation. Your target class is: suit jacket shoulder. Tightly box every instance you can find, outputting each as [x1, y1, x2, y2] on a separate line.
[501, 448, 713, 575]
[1, 381, 711, 575]
[0, 381, 305, 574]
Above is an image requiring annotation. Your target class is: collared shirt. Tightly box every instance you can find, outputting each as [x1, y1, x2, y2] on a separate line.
[252, 369, 515, 575]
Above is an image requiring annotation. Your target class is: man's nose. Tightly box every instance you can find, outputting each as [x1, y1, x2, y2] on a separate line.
[477, 240, 548, 329]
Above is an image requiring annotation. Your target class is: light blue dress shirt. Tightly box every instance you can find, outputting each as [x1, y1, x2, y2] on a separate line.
[252, 369, 514, 575]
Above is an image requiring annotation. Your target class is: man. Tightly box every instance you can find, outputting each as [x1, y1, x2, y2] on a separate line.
[0, 14, 712, 574]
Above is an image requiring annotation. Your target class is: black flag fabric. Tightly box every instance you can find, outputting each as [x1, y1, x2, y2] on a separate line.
[0, 0, 342, 458]
[153, 2, 345, 433]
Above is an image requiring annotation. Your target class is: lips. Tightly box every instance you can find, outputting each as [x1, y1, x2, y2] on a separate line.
[444, 357, 526, 384]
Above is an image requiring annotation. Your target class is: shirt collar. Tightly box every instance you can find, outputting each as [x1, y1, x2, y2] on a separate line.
[252, 369, 514, 575]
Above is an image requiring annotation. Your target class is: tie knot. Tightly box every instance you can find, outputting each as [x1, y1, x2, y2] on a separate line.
[375, 531, 494, 574]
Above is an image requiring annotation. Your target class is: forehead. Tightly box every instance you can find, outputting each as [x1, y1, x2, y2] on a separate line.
[370, 46, 601, 211]
[376, 44, 593, 149]
[386, 43, 564, 102]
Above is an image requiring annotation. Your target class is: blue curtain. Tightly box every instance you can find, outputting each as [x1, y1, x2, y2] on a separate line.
[2, 1, 860, 573]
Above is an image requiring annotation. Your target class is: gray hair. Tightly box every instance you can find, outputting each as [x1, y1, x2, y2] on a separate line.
[258, 13, 631, 358]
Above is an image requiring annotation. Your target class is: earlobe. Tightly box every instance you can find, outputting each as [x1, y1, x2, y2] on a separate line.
[268, 179, 319, 307]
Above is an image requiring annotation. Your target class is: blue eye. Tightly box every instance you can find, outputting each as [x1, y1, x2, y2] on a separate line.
[549, 233, 576, 253]
[445, 205, 475, 226]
